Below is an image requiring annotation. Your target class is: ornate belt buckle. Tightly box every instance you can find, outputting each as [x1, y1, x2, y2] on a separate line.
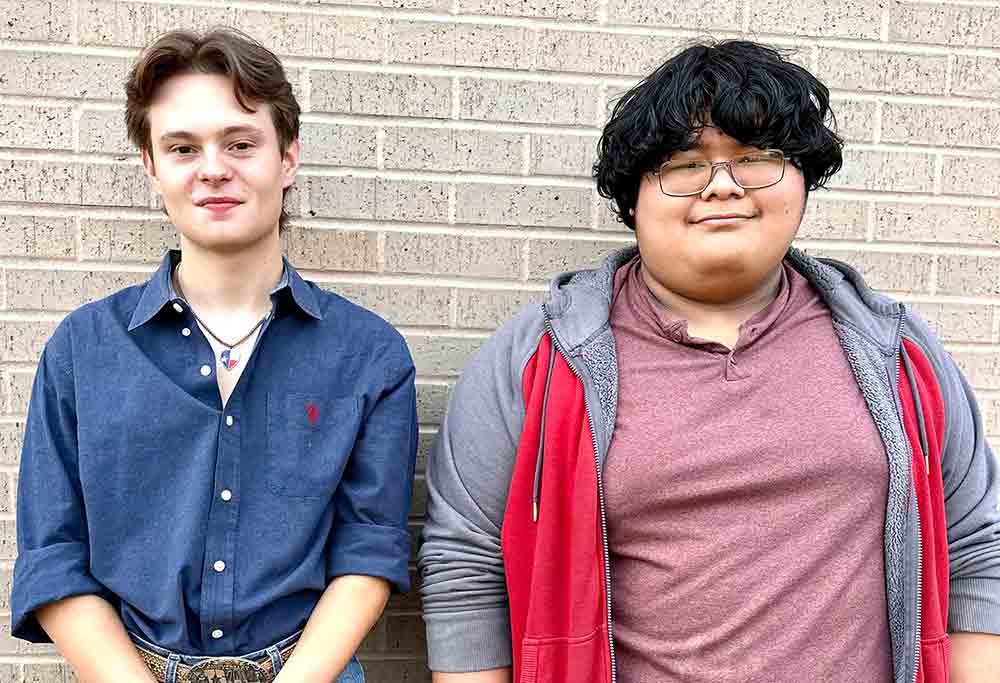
[189, 657, 270, 683]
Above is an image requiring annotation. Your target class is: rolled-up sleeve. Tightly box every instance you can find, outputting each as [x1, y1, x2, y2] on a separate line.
[12, 330, 110, 643]
[326, 331, 417, 593]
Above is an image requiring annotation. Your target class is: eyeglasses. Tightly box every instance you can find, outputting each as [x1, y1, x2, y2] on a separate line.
[652, 150, 786, 197]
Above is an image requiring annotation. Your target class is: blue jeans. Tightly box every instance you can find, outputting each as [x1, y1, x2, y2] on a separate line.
[129, 630, 364, 683]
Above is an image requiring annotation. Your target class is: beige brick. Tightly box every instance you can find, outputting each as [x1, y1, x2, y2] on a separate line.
[317, 0, 449, 9]
[0, 664, 15, 682]
[596, 198, 631, 232]
[330, 283, 450, 326]
[0, 51, 129, 99]
[311, 71, 452, 119]
[0, 160, 78, 204]
[982, 397, 999, 434]
[882, 103, 1000, 149]
[889, 3, 1000, 49]
[752, 0, 880, 37]
[375, 179, 450, 223]
[79, 0, 232, 47]
[0, 424, 24, 465]
[0, 104, 73, 151]
[6, 370, 34, 415]
[6, 269, 147, 311]
[909, 302, 995, 344]
[531, 134, 599, 177]
[384, 127, 523, 174]
[415, 429, 435, 474]
[415, 382, 451, 424]
[23, 662, 79, 683]
[461, 79, 601, 126]
[306, 176, 376, 219]
[0, 473, 10, 513]
[796, 198, 867, 241]
[826, 99, 875, 143]
[81, 163, 150, 208]
[535, 30, 681, 76]
[233, 9, 309, 56]
[938, 255, 1000, 297]
[0, 215, 76, 259]
[0, 0, 71, 41]
[831, 149, 936, 193]
[805, 249, 932, 293]
[0, 567, 10, 611]
[309, 15, 383, 62]
[941, 156, 1000, 199]
[1, 321, 58, 363]
[79, 108, 132, 155]
[405, 334, 485, 376]
[80, 218, 177, 263]
[952, 56, 1000, 99]
[455, 288, 538, 328]
[529, 238, 631, 280]
[282, 227, 376, 271]
[460, 0, 597, 20]
[873, 203, 1000, 248]
[0, 618, 58, 654]
[388, 21, 532, 70]
[299, 123, 377, 168]
[384, 233, 522, 278]
[455, 184, 592, 228]
[817, 49, 947, 95]
[952, 351, 1000, 391]
[609, 0, 741, 30]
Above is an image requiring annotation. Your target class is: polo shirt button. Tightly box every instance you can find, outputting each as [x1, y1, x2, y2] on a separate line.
[200, 365, 212, 376]
[182, 328, 191, 337]
[226, 415, 234, 427]
[220, 489, 233, 501]
[173, 302, 184, 313]
[214, 560, 226, 572]
[212, 629, 224, 639]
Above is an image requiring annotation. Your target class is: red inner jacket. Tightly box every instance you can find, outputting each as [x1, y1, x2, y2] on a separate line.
[501, 334, 951, 683]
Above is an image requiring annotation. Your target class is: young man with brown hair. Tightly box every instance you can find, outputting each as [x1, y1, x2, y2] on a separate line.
[11, 28, 417, 683]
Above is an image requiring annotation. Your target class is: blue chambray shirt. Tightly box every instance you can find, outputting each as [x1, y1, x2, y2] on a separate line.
[11, 250, 417, 655]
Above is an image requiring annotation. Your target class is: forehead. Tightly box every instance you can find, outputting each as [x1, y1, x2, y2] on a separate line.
[147, 72, 276, 139]
[679, 126, 756, 155]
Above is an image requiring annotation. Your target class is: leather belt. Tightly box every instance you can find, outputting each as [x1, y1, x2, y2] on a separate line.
[136, 641, 296, 683]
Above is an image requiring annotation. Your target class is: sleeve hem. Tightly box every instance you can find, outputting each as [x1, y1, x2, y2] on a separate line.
[424, 609, 513, 672]
[949, 577, 1000, 635]
[326, 522, 411, 593]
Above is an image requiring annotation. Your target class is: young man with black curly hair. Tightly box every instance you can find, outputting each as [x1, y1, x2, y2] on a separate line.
[418, 40, 1000, 683]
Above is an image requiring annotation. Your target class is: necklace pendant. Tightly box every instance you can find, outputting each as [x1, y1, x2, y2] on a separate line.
[220, 347, 241, 371]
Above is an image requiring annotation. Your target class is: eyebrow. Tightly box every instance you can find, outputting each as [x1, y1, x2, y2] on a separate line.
[158, 125, 266, 142]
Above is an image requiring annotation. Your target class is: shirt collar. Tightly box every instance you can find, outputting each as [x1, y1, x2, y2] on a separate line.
[128, 250, 322, 331]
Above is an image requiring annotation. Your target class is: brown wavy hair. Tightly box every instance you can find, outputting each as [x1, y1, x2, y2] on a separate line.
[125, 28, 301, 231]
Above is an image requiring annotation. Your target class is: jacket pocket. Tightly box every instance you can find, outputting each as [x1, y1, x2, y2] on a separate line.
[919, 634, 950, 683]
[265, 392, 361, 498]
[519, 626, 606, 683]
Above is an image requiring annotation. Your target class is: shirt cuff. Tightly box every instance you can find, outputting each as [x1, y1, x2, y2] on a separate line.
[424, 607, 513, 672]
[11, 542, 109, 643]
[949, 577, 1000, 634]
[326, 522, 411, 593]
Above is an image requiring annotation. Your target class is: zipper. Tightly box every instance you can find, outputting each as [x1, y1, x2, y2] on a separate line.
[542, 308, 617, 683]
[889, 305, 922, 683]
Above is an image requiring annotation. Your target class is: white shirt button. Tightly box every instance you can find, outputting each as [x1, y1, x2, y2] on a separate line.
[214, 560, 226, 572]
[211, 629, 224, 639]
[200, 365, 211, 376]
[182, 327, 191, 337]
[172, 302, 184, 313]
[225, 415, 234, 427]
[221, 489, 232, 501]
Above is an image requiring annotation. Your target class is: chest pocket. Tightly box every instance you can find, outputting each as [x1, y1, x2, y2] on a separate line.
[266, 392, 362, 498]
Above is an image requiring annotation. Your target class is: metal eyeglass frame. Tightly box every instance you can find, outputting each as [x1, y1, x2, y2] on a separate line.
[652, 149, 787, 197]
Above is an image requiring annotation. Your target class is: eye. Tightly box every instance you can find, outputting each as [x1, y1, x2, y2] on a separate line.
[230, 141, 255, 152]
[170, 145, 196, 155]
[735, 154, 772, 165]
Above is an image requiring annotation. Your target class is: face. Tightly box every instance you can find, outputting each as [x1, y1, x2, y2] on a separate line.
[142, 72, 299, 254]
[633, 126, 806, 305]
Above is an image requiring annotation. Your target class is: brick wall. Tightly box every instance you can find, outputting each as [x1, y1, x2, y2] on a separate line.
[2, 0, 1000, 680]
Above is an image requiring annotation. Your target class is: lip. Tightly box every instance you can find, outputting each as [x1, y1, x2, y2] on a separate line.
[195, 196, 243, 214]
[693, 212, 754, 224]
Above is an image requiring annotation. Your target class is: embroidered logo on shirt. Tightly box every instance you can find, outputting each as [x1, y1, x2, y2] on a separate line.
[306, 401, 319, 426]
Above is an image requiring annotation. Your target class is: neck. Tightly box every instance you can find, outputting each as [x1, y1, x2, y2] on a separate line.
[640, 264, 783, 333]
[174, 233, 283, 318]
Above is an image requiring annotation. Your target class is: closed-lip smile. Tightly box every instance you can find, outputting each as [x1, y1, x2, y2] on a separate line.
[693, 212, 754, 223]
[195, 196, 243, 207]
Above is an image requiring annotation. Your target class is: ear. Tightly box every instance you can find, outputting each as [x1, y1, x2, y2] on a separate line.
[281, 138, 300, 190]
[142, 148, 162, 195]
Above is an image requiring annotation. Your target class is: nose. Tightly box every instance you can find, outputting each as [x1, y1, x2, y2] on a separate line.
[198, 148, 231, 183]
[700, 162, 745, 200]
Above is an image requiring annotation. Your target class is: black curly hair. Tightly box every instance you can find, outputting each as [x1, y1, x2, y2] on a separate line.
[595, 40, 844, 230]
